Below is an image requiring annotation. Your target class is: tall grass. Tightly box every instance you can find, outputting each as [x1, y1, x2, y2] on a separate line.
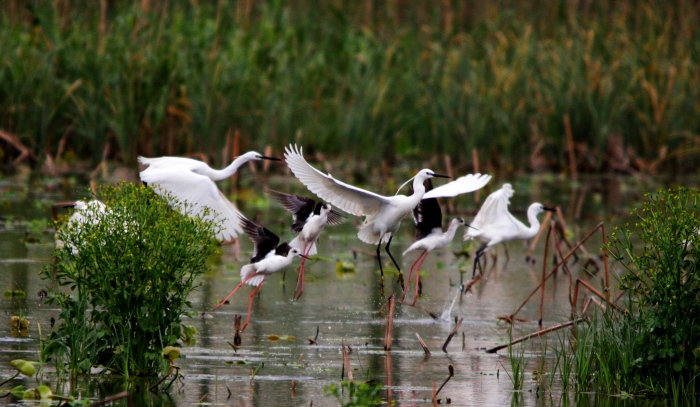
[1, 1, 699, 172]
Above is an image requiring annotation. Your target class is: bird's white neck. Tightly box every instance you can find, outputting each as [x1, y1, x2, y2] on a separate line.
[525, 206, 543, 238]
[209, 154, 255, 181]
[408, 177, 427, 205]
[443, 219, 462, 241]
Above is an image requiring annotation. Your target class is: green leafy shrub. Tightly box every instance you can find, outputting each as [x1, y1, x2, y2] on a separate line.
[606, 187, 700, 393]
[41, 183, 218, 378]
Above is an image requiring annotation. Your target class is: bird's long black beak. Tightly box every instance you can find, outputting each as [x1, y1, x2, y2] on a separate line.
[543, 206, 557, 212]
[431, 173, 451, 179]
[299, 254, 309, 260]
[258, 155, 282, 161]
[465, 224, 479, 231]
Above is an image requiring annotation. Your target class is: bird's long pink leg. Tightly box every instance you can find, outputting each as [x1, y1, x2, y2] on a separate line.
[401, 253, 422, 303]
[293, 243, 311, 300]
[241, 280, 265, 332]
[412, 251, 430, 306]
[212, 272, 262, 310]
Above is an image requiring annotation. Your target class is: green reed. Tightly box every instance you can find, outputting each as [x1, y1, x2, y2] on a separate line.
[1, 1, 699, 171]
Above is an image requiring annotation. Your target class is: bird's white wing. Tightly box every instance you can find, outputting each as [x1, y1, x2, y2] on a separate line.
[284, 144, 390, 216]
[466, 185, 514, 238]
[423, 173, 492, 199]
[139, 167, 242, 241]
[138, 156, 204, 171]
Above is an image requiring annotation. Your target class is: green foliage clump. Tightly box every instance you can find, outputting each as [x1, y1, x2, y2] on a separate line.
[323, 381, 383, 407]
[606, 187, 700, 394]
[41, 183, 218, 378]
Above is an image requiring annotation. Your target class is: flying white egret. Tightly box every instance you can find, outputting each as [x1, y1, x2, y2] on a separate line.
[284, 144, 491, 293]
[465, 183, 555, 278]
[212, 214, 306, 332]
[53, 200, 108, 255]
[401, 180, 470, 305]
[138, 151, 281, 242]
[267, 189, 346, 300]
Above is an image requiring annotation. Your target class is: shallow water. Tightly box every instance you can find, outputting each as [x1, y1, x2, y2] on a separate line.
[0, 172, 685, 406]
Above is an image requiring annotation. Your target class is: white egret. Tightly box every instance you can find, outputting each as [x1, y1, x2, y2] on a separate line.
[266, 189, 346, 300]
[284, 144, 491, 292]
[53, 200, 107, 255]
[212, 214, 305, 332]
[401, 180, 470, 305]
[138, 151, 281, 242]
[465, 183, 555, 278]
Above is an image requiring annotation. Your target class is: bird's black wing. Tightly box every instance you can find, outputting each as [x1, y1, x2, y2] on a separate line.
[413, 179, 443, 240]
[239, 214, 280, 263]
[267, 189, 316, 233]
[275, 242, 291, 256]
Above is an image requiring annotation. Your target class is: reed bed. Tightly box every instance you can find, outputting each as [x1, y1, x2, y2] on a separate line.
[1, 0, 699, 172]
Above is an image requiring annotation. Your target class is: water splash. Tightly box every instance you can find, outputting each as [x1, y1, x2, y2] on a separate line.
[438, 289, 461, 321]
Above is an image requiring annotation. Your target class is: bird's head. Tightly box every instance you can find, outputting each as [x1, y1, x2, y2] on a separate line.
[241, 151, 282, 161]
[455, 217, 466, 225]
[289, 247, 308, 259]
[416, 169, 451, 182]
[530, 203, 556, 215]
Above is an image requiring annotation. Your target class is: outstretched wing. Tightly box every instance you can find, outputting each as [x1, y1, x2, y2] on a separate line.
[466, 183, 515, 238]
[284, 144, 390, 216]
[423, 173, 492, 199]
[139, 166, 242, 241]
[267, 189, 317, 233]
[239, 215, 280, 263]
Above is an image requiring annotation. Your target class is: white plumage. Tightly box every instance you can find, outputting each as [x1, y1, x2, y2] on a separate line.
[138, 151, 280, 242]
[54, 200, 108, 255]
[465, 183, 555, 277]
[284, 144, 491, 290]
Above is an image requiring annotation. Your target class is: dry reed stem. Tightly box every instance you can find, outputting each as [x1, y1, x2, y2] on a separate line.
[435, 364, 454, 399]
[233, 314, 242, 346]
[461, 274, 482, 294]
[511, 223, 605, 320]
[472, 148, 481, 204]
[383, 295, 396, 351]
[485, 316, 589, 354]
[415, 332, 431, 355]
[538, 221, 554, 327]
[564, 114, 578, 182]
[441, 318, 463, 353]
[341, 339, 353, 382]
[0, 129, 35, 165]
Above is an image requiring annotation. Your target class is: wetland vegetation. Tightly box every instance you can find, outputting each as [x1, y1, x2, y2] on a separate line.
[0, 0, 699, 405]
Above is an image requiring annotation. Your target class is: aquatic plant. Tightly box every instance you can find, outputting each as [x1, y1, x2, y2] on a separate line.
[41, 182, 218, 378]
[323, 380, 383, 407]
[601, 187, 700, 395]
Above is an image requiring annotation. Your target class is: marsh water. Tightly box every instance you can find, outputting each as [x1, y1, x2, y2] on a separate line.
[0, 171, 685, 406]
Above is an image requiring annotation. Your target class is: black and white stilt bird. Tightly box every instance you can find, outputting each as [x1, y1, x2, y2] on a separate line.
[212, 215, 306, 332]
[401, 180, 470, 305]
[267, 189, 346, 300]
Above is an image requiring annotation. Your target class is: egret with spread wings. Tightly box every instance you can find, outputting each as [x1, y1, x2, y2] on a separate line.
[138, 151, 280, 242]
[284, 144, 491, 294]
[465, 183, 555, 278]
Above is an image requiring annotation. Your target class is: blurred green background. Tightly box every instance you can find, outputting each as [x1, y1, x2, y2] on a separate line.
[1, 0, 698, 174]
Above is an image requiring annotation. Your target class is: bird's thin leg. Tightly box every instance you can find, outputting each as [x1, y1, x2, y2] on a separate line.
[401, 253, 421, 303]
[385, 235, 404, 288]
[472, 247, 486, 279]
[376, 241, 386, 297]
[212, 273, 261, 310]
[412, 251, 430, 306]
[241, 281, 265, 332]
[294, 243, 312, 301]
